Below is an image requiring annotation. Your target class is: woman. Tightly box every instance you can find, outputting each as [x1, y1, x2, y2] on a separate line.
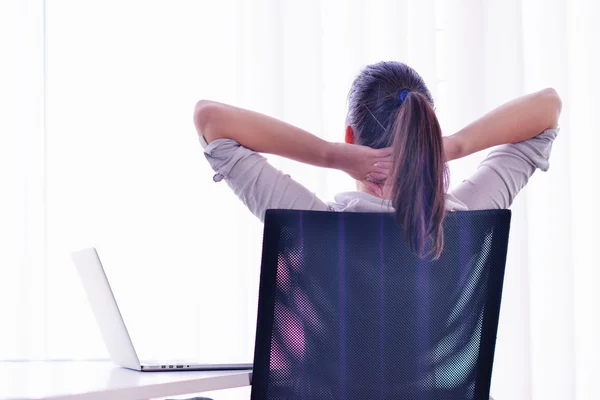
[193, 61, 560, 259]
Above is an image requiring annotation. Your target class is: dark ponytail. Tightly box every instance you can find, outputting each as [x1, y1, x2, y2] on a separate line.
[389, 91, 447, 259]
[347, 61, 448, 259]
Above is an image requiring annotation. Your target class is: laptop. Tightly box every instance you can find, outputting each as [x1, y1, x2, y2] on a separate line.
[71, 247, 253, 372]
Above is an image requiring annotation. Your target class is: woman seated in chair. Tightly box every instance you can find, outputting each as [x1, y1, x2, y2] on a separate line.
[193, 61, 560, 259]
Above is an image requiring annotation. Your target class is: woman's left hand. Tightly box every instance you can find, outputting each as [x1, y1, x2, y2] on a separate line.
[328, 142, 393, 195]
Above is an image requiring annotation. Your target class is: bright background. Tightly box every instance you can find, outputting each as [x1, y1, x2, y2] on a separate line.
[1, 1, 599, 399]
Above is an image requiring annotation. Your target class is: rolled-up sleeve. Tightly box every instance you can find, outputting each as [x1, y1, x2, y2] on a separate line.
[450, 128, 559, 210]
[199, 136, 329, 222]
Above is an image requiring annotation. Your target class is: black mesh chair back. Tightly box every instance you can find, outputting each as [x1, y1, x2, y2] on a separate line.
[251, 209, 511, 400]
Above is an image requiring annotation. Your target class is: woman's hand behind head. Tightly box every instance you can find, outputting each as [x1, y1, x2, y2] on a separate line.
[328, 142, 392, 197]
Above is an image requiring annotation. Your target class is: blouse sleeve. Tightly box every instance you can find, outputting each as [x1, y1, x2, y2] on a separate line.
[449, 128, 559, 210]
[199, 136, 330, 222]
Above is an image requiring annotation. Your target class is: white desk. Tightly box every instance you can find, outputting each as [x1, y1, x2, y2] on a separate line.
[0, 361, 252, 400]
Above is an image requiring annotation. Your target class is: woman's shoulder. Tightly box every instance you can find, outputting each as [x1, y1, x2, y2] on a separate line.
[445, 192, 469, 211]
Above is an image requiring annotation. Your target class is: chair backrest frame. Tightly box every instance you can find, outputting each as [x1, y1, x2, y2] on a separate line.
[251, 209, 511, 400]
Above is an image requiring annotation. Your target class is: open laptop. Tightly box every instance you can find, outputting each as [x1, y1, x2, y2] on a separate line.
[71, 247, 253, 372]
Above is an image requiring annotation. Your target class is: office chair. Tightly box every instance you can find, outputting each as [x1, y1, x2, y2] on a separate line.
[250, 209, 511, 400]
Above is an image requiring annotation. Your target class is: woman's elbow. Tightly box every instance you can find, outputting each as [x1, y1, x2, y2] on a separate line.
[540, 87, 562, 129]
[193, 100, 219, 141]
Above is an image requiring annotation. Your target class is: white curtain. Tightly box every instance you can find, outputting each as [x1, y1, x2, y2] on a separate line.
[1, 1, 598, 399]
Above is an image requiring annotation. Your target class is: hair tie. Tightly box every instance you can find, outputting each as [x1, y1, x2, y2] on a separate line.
[398, 89, 410, 105]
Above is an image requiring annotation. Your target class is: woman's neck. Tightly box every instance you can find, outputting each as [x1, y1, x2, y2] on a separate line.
[356, 181, 392, 200]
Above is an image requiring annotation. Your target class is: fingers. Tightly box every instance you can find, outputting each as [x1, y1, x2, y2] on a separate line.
[366, 172, 387, 184]
[373, 161, 392, 172]
[375, 147, 393, 157]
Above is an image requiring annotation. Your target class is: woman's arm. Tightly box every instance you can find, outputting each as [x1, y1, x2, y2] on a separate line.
[450, 128, 558, 209]
[194, 100, 392, 189]
[195, 100, 334, 167]
[445, 88, 562, 161]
